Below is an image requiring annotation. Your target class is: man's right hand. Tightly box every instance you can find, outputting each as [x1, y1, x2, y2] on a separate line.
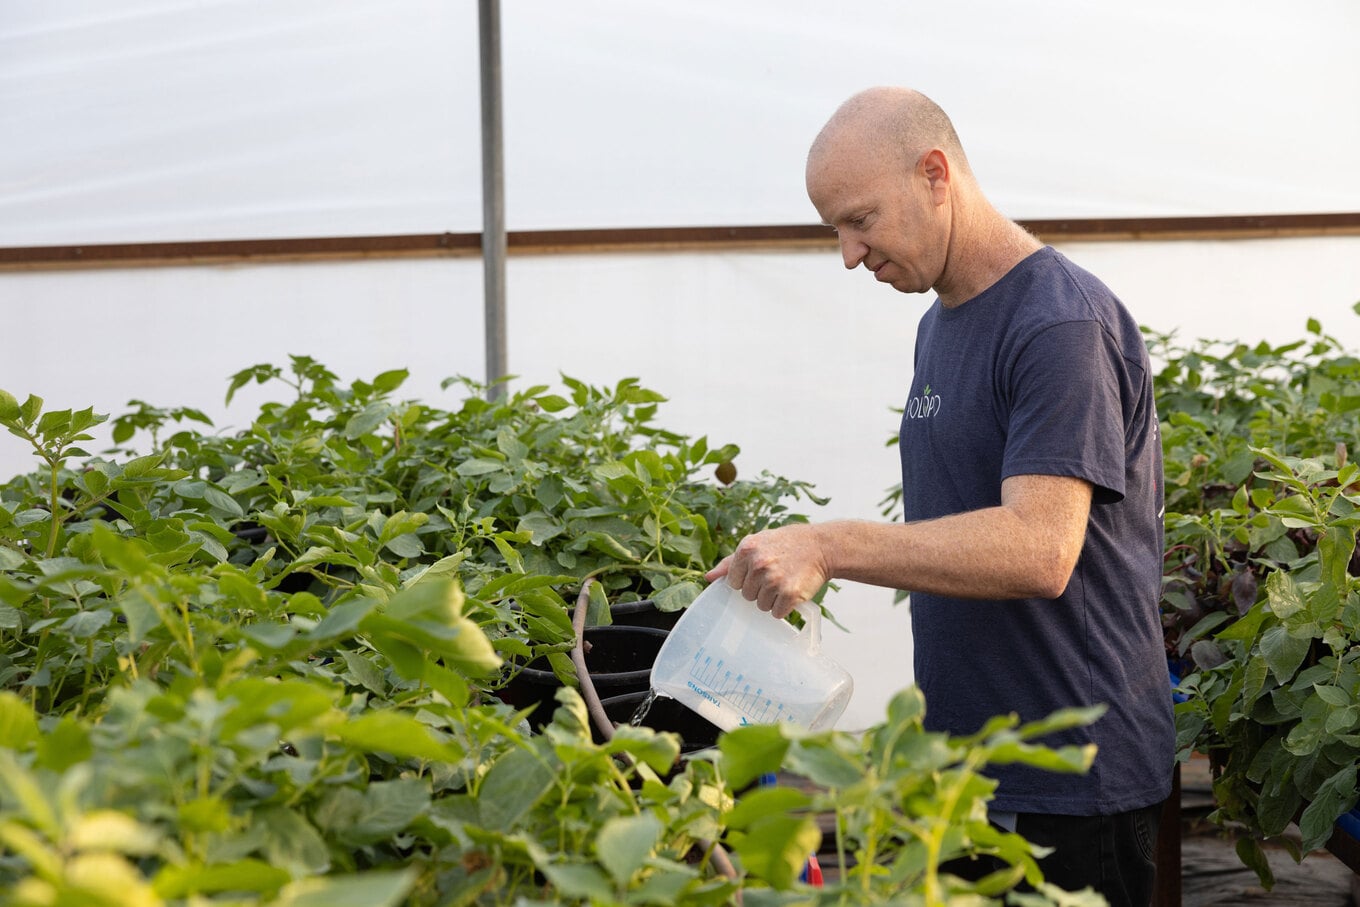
[705, 524, 831, 620]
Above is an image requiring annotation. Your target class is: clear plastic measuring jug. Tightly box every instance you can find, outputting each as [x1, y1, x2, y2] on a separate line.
[650, 580, 853, 732]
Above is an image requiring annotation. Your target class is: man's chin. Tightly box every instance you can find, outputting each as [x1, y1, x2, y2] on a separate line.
[886, 276, 927, 295]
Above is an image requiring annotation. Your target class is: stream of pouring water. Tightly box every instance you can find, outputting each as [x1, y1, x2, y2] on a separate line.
[629, 688, 660, 726]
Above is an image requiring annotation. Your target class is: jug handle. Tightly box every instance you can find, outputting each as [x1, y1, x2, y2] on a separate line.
[794, 602, 822, 654]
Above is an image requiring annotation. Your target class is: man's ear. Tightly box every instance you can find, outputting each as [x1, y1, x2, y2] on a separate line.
[920, 148, 950, 203]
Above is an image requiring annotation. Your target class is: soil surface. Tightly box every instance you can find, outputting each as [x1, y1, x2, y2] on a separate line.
[1179, 755, 1358, 906]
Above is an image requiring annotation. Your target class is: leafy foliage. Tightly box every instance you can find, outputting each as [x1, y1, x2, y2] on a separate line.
[720, 689, 1107, 906]
[1, 361, 1104, 905]
[1150, 309, 1360, 882]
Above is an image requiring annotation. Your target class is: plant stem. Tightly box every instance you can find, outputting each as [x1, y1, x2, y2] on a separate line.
[921, 755, 983, 907]
[46, 459, 61, 558]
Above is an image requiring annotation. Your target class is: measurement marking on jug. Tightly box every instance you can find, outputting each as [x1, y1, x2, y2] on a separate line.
[687, 646, 801, 725]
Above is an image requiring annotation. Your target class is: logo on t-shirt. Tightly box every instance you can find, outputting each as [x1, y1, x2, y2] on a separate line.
[906, 384, 942, 420]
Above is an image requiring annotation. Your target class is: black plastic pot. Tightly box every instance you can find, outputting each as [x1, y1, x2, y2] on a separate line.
[609, 598, 684, 631]
[500, 625, 670, 730]
[597, 690, 722, 753]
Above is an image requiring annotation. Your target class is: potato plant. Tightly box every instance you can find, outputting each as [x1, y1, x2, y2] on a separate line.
[1150, 309, 1360, 885]
[0, 363, 1106, 906]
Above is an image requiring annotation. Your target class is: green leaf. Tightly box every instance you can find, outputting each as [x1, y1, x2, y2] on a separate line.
[68, 810, 160, 855]
[271, 869, 417, 907]
[985, 740, 1097, 774]
[305, 599, 377, 641]
[154, 859, 291, 898]
[0, 388, 18, 422]
[178, 796, 233, 834]
[35, 717, 92, 772]
[120, 452, 166, 480]
[241, 621, 296, 651]
[727, 814, 820, 890]
[596, 813, 663, 886]
[345, 402, 391, 439]
[203, 485, 245, 518]
[1013, 704, 1107, 740]
[492, 534, 526, 573]
[725, 786, 812, 830]
[631, 865, 702, 904]
[119, 591, 163, 643]
[538, 863, 613, 901]
[218, 678, 337, 741]
[1223, 449, 1257, 485]
[340, 649, 387, 695]
[0, 692, 39, 750]
[364, 613, 501, 680]
[82, 468, 110, 498]
[255, 807, 332, 876]
[516, 511, 563, 544]
[535, 474, 567, 510]
[1325, 705, 1360, 735]
[0, 750, 58, 836]
[719, 724, 790, 790]
[477, 746, 555, 832]
[579, 530, 639, 561]
[383, 532, 424, 558]
[1216, 600, 1271, 642]
[593, 462, 636, 484]
[314, 778, 430, 846]
[372, 368, 409, 393]
[1260, 624, 1310, 683]
[1318, 524, 1357, 598]
[654, 580, 702, 612]
[783, 740, 864, 788]
[333, 710, 463, 763]
[1265, 570, 1307, 620]
[605, 724, 681, 775]
[535, 394, 570, 413]
[456, 457, 504, 477]
[60, 608, 112, 639]
[1299, 763, 1358, 852]
[18, 393, 42, 424]
[1177, 611, 1232, 655]
[1315, 685, 1351, 707]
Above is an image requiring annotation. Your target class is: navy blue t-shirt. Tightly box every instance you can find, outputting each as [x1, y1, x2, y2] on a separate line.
[900, 246, 1173, 815]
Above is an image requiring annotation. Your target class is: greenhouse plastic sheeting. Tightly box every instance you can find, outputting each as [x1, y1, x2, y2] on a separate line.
[2, 0, 1359, 246]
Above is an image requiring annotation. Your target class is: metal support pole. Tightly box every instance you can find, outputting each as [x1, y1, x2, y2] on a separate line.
[479, 0, 507, 400]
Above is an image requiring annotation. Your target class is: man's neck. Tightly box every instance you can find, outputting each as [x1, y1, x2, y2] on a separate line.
[936, 201, 1042, 309]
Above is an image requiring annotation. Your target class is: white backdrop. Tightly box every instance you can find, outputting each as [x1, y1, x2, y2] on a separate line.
[3, 1, 1360, 729]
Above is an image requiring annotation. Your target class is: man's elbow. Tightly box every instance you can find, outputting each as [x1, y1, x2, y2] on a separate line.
[1031, 572, 1073, 600]
[1027, 551, 1080, 600]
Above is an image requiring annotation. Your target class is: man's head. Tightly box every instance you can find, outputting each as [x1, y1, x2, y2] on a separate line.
[806, 87, 973, 296]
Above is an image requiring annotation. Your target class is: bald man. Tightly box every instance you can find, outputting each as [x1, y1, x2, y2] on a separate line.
[707, 87, 1173, 905]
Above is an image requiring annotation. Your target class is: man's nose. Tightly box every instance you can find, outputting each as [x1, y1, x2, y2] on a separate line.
[839, 235, 867, 270]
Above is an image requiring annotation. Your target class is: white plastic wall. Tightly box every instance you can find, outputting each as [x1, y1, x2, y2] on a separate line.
[5, 235, 1360, 729]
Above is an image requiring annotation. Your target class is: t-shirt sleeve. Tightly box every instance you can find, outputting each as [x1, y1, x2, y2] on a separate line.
[1000, 319, 1128, 502]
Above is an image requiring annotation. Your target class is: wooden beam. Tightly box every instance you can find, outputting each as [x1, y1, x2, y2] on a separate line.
[2, 213, 1358, 272]
[0, 233, 482, 271]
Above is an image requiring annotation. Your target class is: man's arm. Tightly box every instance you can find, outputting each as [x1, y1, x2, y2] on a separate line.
[706, 473, 1094, 619]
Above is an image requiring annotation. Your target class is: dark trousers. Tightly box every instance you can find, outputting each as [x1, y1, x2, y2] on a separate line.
[941, 801, 1164, 907]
